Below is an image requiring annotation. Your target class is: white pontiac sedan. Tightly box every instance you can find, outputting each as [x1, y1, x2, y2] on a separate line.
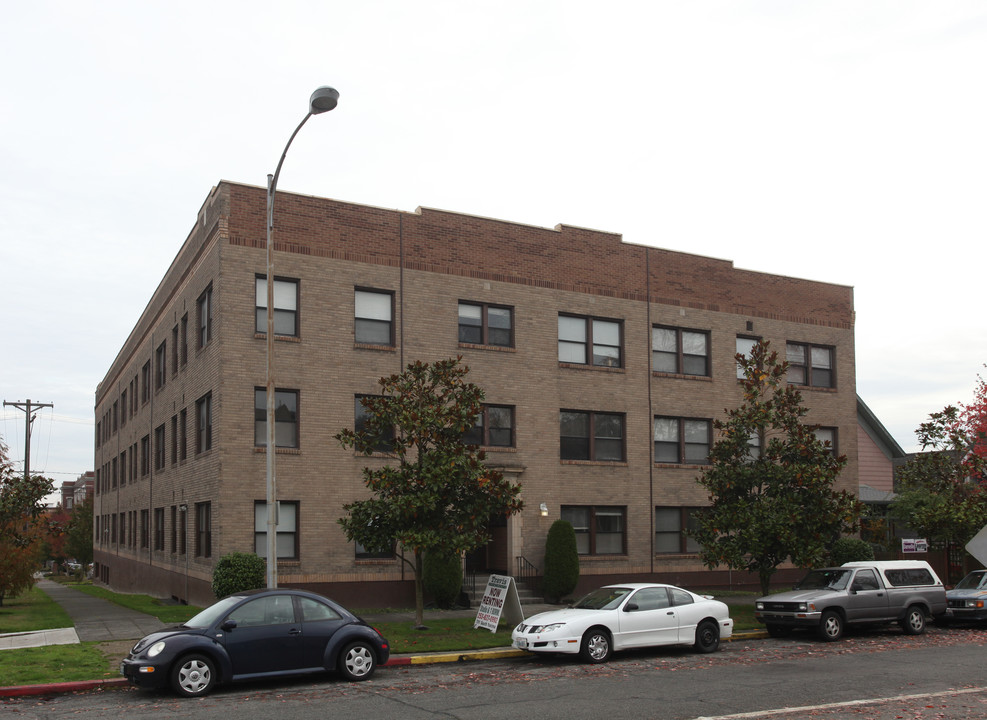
[512, 583, 734, 663]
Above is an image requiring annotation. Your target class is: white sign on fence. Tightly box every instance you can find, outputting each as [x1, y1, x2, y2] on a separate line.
[901, 538, 929, 553]
[473, 574, 524, 633]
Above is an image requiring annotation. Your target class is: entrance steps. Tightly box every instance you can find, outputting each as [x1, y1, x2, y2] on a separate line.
[468, 573, 543, 606]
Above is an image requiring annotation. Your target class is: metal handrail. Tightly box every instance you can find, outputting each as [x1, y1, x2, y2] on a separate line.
[515, 555, 541, 594]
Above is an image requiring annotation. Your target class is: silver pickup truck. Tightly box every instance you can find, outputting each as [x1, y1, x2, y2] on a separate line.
[754, 560, 947, 642]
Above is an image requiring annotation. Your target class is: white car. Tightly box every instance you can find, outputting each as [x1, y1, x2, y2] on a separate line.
[512, 583, 733, 663]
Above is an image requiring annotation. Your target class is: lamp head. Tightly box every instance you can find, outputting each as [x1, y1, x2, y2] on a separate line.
[309, 86, 339, 114]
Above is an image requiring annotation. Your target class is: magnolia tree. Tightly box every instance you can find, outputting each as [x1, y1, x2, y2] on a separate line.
[336, 358, 523, 628]
[691, 341, 862, 595]
[890, 371, 987, 578]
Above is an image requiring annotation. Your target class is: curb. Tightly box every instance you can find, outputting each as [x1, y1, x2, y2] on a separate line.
[0, 678, 130, 698]
[0, 632, 768, 698]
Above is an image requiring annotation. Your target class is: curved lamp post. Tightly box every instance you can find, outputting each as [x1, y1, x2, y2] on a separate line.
[266, 86, 339, 588]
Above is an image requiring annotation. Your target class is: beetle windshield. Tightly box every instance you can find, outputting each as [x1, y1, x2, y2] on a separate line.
[795, 569, 851, 591]
[573, 587, 632, 610]
[184, 595, 246, 628]
[954, 571, 987, 591]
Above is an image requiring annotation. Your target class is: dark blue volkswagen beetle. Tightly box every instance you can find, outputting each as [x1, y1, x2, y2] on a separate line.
[121, 588, 389, 697]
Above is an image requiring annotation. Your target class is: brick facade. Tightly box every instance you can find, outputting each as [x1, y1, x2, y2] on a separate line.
[93, 181, 857, 606]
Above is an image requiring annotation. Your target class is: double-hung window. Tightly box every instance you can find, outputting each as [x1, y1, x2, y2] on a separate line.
[140, 435, 150, 476]
[155, 341, 167, 390]
[154, 507, 165, 551]
[141, 361, 151, 404]
[354, 395, 394, 453]
[255, 389, 299, 448]
[558, 315, 622, 367]
[652, 326, 710, 376]
[255, 276, 299, 336]
[814, 426, 838, 455]
[355, 289, 394, 345]
[140, 510, 149, 548]
[653, 417, 711, 464]
[195, 502, 211, 558]
[154, 424, 166, 470]
[196, 393, 212, 454]
[356, 540, 394, 560]
[254, 501, 299, 560]
[736, 336, 758, 379]
[458, 302, 513, 347]
[561, 506, 626, 555]
[560, 411, 624, 461]
[787, 342, 835, 388]
[654, 507, 701, 554]
[198, 286, 213, 348]
[464, 404, 515, 447]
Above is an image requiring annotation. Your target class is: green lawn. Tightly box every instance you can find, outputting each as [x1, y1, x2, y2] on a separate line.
[0, 586, 74, 633]
[0, 644, 116, 686]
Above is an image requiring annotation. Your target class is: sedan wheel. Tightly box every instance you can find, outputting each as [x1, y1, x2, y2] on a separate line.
[579, 628, 612, 664]
[339, 641, 376, 681]
[171, 654, 216, 697]
[693, 619, 720, 653]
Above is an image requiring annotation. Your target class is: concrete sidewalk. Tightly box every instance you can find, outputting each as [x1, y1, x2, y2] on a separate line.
[31, 578, 167, 642]
[0, 627, 80, 650]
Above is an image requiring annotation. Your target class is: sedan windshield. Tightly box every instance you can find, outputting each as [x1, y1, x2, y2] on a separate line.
[573, 587, 632, 610]
[795, 569, 851, 591]
[184, 595, 246, 628]
[954, 571, 987, 591]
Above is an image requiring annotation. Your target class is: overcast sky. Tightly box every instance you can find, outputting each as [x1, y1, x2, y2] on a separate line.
[2, 1, 985, 496]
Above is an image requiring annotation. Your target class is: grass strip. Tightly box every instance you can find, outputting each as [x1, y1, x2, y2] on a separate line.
[0, 586, 74, 634]
[0, 643, 115, 687]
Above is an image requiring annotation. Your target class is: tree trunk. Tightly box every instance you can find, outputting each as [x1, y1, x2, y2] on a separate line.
[413, 549, 427, 629]
[759, 567, 774, 597]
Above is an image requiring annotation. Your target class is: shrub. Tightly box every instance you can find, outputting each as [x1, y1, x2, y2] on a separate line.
[211, 552, 266, 599]
[423, 550, 463, 608]
[542, 520, 579, 602]
[829, 537, 875, 566]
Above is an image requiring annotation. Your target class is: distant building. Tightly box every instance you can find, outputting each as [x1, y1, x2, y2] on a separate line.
[856, 396, 907, 552]
[93, 181, 858, 606]
[60, 471, 94, 510]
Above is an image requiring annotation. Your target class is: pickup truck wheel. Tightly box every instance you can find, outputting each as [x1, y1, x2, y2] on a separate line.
[901, 606, 926, 635]
[818, 610, 843, 642]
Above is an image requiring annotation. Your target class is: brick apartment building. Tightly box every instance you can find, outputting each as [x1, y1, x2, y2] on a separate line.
[92, 180, 857, 607]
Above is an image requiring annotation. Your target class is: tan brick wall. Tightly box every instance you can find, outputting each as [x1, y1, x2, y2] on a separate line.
[93, 181, 857, 602]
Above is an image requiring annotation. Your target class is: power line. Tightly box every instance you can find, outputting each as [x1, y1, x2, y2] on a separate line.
[2, 399, 54, 480]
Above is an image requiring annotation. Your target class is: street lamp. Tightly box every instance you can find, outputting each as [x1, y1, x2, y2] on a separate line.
[266, 86, 339, 588]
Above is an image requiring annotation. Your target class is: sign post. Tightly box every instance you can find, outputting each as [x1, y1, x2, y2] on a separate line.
[474, 574, 524, 632]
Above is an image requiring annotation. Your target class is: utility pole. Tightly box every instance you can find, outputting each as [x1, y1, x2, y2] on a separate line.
[3, 398, 54, 480]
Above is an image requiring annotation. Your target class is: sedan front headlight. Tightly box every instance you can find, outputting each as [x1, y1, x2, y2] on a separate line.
[755, 602, 764, 610]
[147, 641, 167, 658]
[532, 623, 566, 633]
